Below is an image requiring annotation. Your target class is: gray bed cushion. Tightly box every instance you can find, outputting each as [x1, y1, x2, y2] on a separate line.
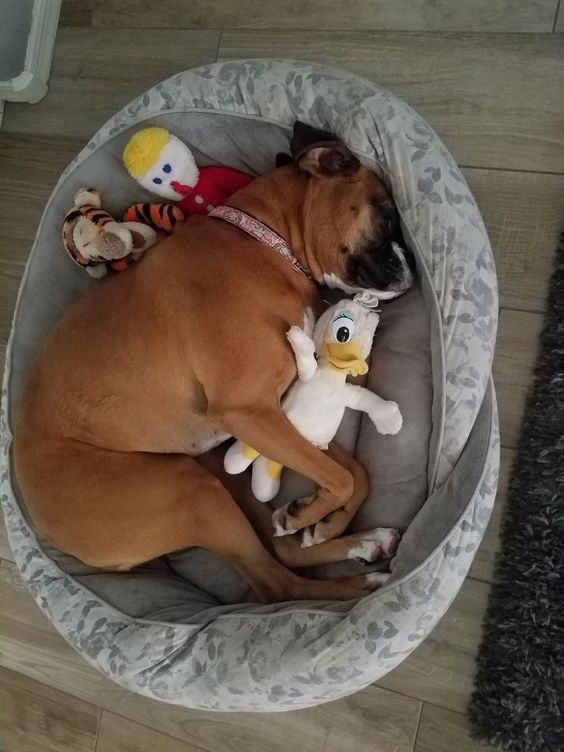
[354, 285, 432, 532]
[8, 112, 434, 609]
[1, 60, 499, 712]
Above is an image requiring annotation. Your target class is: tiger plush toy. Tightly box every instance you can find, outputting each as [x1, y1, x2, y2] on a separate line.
[62, 188, 157, 277]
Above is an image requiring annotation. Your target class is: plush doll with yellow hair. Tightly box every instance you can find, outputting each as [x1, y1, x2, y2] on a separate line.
[122, 127, 253, 232]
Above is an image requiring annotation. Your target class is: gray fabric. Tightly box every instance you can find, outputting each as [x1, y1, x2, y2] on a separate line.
[392, 385, 495, 579]
[0, 60, 499, 711]
[354, 285, 432, 532]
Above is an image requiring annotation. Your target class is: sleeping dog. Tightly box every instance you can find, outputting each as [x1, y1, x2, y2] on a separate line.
[14, 122, 413, 602]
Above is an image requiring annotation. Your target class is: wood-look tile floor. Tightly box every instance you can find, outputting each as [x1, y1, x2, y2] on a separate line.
[1, 1, 563, 749]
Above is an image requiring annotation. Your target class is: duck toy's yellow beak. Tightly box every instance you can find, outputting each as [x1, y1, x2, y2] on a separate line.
[322, 341, 368, 377]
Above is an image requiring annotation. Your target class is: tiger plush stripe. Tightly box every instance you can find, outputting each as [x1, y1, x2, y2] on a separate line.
[123, 202, 185, 234]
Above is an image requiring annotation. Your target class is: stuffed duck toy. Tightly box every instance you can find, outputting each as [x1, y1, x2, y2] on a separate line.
[224, 292, 403, 503]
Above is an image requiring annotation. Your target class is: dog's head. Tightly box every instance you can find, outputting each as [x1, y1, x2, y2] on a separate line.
[280, 122, 414, 298]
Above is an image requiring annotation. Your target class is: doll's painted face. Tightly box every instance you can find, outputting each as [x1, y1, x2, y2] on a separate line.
[137, 135, 200, 201]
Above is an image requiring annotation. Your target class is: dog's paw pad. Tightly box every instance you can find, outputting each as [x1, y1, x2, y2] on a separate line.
[301, 526, 315, 548]
[348, 528, 401, 563]
[272, 508, 291, 537]
[272, 497, 310, 537]
[365, 572, 391, 589]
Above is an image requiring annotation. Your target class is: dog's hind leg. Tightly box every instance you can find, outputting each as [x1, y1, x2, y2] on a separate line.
[299, 442, 370, 545]
[42, 446, 384, 603]
[239, 492, 399, 570]
[199, 443, 398, 569]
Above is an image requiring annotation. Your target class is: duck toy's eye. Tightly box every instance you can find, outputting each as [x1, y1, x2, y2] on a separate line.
[163, 163, 172, 173]
[331, 316, 355, 343]
[153, 177, 163, 185]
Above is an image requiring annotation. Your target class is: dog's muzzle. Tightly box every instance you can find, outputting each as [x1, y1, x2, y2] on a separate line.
[346, 241, 415, 300]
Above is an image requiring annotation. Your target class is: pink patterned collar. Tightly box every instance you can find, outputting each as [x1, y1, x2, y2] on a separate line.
[209, 205, 311, 278]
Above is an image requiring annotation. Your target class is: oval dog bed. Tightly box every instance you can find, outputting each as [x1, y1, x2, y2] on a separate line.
[0, 60, 499, 711]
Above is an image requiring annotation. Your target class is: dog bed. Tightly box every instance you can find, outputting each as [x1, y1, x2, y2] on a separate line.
[0, 60, 499, 711]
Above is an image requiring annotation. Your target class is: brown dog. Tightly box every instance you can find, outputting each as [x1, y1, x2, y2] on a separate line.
[14, 123, 413, 603]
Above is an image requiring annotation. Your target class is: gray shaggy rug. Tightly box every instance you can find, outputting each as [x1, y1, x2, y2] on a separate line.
[469, 236, 564, 751]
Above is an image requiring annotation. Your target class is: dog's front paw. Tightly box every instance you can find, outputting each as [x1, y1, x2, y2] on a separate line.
[373, 401, 402, 435]
[272, 497, 309, 537]
[348, 528, 401, 563]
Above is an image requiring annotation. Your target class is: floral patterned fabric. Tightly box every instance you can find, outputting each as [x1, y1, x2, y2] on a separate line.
[0, 60, 499, 711]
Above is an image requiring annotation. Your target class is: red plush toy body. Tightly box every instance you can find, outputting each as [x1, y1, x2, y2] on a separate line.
[171, 165, 254, 215]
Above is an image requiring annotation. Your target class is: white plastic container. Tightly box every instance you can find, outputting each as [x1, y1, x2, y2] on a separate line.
[0, 0, 61, 104]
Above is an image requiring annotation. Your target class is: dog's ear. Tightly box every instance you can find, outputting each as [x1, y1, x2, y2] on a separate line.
[275, 152, 293, 168]
[290, 121, 360, 177]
